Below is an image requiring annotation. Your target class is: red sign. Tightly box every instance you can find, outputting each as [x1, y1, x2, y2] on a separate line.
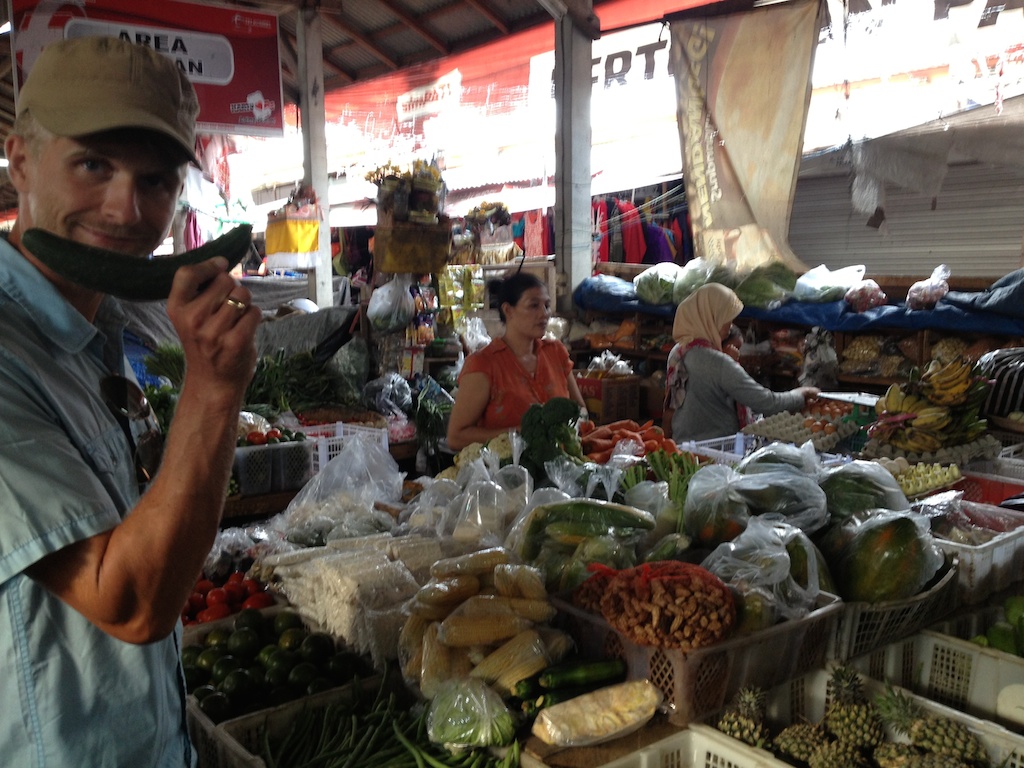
[9, 0, 284, 136]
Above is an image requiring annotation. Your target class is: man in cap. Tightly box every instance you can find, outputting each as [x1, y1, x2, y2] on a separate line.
[0, 36, 258, 765]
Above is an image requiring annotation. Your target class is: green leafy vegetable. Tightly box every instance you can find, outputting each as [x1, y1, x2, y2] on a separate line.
[519, 397, 584, 480]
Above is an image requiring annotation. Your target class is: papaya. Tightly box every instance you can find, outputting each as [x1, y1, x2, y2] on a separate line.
[786, 534, 837, 595]
[832, 514, 942, 603]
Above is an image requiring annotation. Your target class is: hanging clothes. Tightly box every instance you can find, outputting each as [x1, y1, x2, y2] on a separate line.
[184, 207, 203, 251]
[607, 199, 624, 263]
[643, 223, 676, 264]
[616, 199, 647, 264]
[524, 209, 545, 257]
[592, 199, 610, 262]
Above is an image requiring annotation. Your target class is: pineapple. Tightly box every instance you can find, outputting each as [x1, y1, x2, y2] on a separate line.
[807, 739, 871, 768]
[824, 665, 885, 749]
[874, 741, 920, 768]
[908, 753, 974, 768]
[774, 721, 828, 763]
[717, 686, 769, 748]
[874, 684, 988, 765]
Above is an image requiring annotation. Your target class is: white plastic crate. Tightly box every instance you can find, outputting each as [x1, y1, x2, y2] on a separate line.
[831, 558, 959, 661]
[762, 667, 1024, 768]
[677, 433, 848, 468]
[594, 724, 793, 768]
[932, 502, 1024, 604]
[233, 442, 313, 496]
[553, 592, 843, 727]
[309, 422, 389, 474]
[849, 629, 1024, 732]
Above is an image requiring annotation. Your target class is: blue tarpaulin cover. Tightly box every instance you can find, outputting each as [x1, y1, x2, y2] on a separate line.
[572, 274, 1024, 335]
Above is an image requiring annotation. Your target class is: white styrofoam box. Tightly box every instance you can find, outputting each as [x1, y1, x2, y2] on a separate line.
[763, 667, 1024, 768]
[850, 629, 1024, 732]
[678, 433, 848, 468]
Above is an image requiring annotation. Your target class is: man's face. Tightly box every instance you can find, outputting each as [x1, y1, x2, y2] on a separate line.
[10, 129, 187, 257]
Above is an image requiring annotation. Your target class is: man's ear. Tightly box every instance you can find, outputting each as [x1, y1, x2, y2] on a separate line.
[4, 134, 31, 192]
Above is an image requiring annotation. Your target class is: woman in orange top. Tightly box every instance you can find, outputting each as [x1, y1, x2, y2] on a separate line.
[447, 271, 586, 450]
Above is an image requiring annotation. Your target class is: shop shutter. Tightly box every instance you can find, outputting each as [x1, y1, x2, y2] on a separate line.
[788, 163, 1024, 278]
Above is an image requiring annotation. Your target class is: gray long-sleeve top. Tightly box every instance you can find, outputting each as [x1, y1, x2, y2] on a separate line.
[671, 346, 805, 442]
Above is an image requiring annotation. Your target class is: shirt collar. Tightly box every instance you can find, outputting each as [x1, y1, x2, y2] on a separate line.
[0, 235, 127, 355]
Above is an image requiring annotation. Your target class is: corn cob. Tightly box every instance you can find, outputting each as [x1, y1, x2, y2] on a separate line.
[419, 622, 449, 699]
[470, 628, 549, 695]
[536, 626, 575, 664]
[429, 546, 512, 578]
[415, 574, 481, 606]
[493, 563, 548, 599]
[397, 613, 429, 683]
[437, 611, 532, 647]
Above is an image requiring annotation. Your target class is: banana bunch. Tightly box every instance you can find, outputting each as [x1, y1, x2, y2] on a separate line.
[918, 356, 974, 406]
[870, 383, 953, 453]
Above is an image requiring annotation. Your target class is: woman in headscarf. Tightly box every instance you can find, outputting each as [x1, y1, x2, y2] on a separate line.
[663, 283, 818, 441]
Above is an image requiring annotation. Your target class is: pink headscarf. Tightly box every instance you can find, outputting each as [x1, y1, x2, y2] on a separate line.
[672, 283, 744, 350]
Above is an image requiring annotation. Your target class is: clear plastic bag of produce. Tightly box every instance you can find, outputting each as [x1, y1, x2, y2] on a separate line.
[818, 509, 946, 603]
[818, 459, 909, 521]
[427, 675, 516, 749]
[907, 264, 950, 310]
[844, 278, 888, 312]
[793, 263, 865, 303]
[633, 262, 685, 306]
[363, 371, 413, 416]
[734, 440, 821, 477]
[701, 516, 819, 632]
[531, 680, 663, 747]
[445, 480, 511, 548]
[683, 464, 828, 547]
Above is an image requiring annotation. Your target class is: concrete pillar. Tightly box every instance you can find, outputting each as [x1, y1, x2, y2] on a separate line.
[296, 8, 333, 308]
[551, 14, 593, 313]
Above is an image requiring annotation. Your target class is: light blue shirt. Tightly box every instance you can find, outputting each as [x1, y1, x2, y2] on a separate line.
[0, 237, 194, 767]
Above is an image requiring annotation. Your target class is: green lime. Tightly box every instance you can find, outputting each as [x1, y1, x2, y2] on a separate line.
[287, 661, 319, 689]
[195, 647, 226, 673]
[181, 644, 204, 668]
[183, 665, 209, 693]
[227, 627, 262, 660]
[233, 608, 267, 635]
[257, 643, 280, 669]
[210, 655, 242, 685]
[324, 652, 358, 684]
[273, 610, 304, 637]
[204, 626, 232, 649]
[298, 632, 335, 666]
[191, 684, 219, 702]
[220, 667, 257, 698]
[306, 677, 335, 696]
[264, 663, 291, 688]
[278, 627, 308, 652]
[198, 691, 232, 724]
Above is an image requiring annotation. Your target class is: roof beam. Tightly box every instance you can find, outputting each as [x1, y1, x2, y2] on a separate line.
[462, 0, 510, 35]
[322, 12, 400, 70]
[537, 0, 601, 39]
[378, 0, 450, 55]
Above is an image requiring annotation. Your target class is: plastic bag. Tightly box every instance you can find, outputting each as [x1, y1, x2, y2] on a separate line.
[734, 440, 821, 477]
[683, 464, 828, 547]
[367, 274, 415, 333]
[363, 372, 413, 416]
[447, 480, 511, 548]
[793, 264, 866, 303]
[701, 516, 818, 632]
[818, 460, 909, 521]
[428, 678, 517, 749]
[907, 264, 951, 310]
[844, 279, 887, 313]
[532, 680, 662, 747]
[634, 262, 685, 306]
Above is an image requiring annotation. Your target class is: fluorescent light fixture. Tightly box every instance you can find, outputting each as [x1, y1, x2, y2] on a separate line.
[0, 22, 11, 35]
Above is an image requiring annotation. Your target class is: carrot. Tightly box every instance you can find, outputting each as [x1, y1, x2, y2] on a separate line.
[661, 438, 679, 453]
[643, 440, 660, 454]
[602, 419, 641, 433]
[585, 425, 614, 442]
[613, 430, 645, 445]
[637, 420, 655, 432]
[587, 449, 614, 464]
[578, 419, 596, 437]
[582, 437, 616, 453]
[639, 425, 664, 441]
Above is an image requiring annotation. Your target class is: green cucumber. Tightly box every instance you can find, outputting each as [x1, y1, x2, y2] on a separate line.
[23, 223, 254, 302]
[537, 658, 627, 690]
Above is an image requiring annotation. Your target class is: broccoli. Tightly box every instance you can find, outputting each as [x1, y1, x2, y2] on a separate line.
[519, 397, 585, 479]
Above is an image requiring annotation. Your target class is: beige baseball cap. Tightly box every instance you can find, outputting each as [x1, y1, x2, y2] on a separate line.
[17, 36, 200, 164]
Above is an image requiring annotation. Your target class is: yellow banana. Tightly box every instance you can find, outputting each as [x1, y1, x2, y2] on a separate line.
[909, 406, 951, 431]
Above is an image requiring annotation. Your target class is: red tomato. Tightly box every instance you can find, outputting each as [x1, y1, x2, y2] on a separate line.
[187, 592, 207, 613]
[205, 587, 230, 606]
[223, 582, 247, 604]
[242, 578, 264, 597]
[193, 578, 215, 596]
[246, 431, 268, 445]
[241, 592, 275, 610]
[265, 428, 283, 440]
[197, 604, 232, 623]
[226, 571, 246, 584]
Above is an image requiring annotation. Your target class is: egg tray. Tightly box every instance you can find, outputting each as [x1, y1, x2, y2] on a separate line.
[742, 412, 860, 453]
